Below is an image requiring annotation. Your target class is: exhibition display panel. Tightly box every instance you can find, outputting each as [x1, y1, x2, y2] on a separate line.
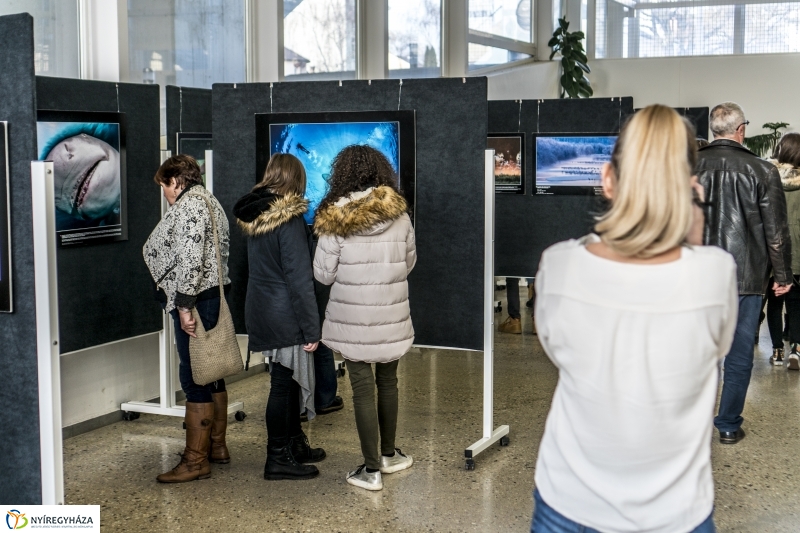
[0, 12, 49, 505]
[489, 97, 634, 277]
[37, 110, 128, 246]
[214, 78, 487, 352]
[256, 110, 416, 224]
[0, 121, 12, 312]
[36, 77, 162, 354]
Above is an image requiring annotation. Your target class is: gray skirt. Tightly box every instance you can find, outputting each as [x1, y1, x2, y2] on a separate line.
[262, 345, 316, 421]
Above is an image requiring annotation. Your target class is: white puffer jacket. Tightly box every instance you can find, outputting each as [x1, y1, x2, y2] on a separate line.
[313, 186, 416, 363]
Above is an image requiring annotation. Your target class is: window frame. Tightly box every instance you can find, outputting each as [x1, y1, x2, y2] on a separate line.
[467, 0, 537, 74]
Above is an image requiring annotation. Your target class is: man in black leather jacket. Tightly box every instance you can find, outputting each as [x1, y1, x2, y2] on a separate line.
[697, 102, 793, 445]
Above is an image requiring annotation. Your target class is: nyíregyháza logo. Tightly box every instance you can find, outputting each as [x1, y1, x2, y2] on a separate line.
[5, 510, 27, 530]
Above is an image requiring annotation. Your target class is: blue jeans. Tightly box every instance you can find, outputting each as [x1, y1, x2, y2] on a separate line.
[531, 489, 715, 533]
[170, 297, 227, 403]
[313, 342, 338, 409]
[715, 295, 762, 433]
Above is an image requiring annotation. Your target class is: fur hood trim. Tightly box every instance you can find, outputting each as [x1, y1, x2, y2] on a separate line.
[769, 159, 800, 191]
[235, 194, 308, 236]
[314, 186, 407, 237]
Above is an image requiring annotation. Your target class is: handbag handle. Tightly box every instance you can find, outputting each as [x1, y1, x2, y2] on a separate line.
[188, 191, 226, 300]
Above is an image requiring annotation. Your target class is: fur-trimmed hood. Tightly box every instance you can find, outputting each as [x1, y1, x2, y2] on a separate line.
[314, 186, 408, 237]
[769, 159, 800, 192]
[233, 189, 308, 236]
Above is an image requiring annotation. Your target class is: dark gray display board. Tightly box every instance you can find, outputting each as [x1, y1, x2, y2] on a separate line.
[36, 77, 163, 354]
[166, 86, 212, 154]
[213, 78, 487, 351]
[678, 107, 710, 140]
[490, 97, 634, 277]
[0, 12, 43, 505]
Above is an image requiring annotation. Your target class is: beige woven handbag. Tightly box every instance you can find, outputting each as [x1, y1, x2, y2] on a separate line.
[188, 192, 244, 386]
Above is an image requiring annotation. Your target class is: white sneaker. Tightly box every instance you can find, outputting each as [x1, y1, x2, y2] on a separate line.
[346, 465, 383, 491]
[788, 352, 800, 371]
[379, 448, 413, 474]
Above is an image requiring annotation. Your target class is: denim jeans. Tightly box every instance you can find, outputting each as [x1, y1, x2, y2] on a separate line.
[313, 342, 338, 409]
[266, 361, 301, 449]
[715, 295, 762, 433]
[531, 489, 715, 533]
[170, 297, 226, 403]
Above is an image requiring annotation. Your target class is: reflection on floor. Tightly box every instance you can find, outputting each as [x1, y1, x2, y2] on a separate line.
[63, 287, 800, 532]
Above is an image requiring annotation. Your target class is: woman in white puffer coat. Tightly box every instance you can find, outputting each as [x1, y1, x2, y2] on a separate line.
[313, 145, 416, 492]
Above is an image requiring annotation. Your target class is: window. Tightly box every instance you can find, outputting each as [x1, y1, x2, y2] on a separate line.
[468, 0, 535, 71]
[388, 0, 442, 79]
[0, 0, 80, 78]
[128, 0, 245, 88]
[283, 0, 356, 80]
[596, 0, 800, 59]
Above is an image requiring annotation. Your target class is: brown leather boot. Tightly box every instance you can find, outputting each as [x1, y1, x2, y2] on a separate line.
[156, 402, 214, 483]
[209, 391, 231, 464]
[498, 316, 522, 334]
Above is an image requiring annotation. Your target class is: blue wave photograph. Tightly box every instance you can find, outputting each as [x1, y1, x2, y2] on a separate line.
[270, 122, 400, 224]
[535, 136, 617, 189]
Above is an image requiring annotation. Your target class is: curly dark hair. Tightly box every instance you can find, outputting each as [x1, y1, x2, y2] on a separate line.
[317, 145, 400, 211]
[154, 154, 203, 189]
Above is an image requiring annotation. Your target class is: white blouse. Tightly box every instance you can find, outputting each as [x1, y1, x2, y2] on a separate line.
[534, 236, 738, 533]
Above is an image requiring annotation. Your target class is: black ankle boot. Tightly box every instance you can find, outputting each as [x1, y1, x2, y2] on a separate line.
[290, 432, 327, 463]
[264, 445, 319, 480]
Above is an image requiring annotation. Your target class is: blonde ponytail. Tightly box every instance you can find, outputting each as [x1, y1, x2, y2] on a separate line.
[594, 105, 697, 259]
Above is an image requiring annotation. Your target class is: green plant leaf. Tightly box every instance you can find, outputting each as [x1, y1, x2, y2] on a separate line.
[548, 36, 560, 47]
[576, 60, 591, 73]
[559, 17, 569, 30]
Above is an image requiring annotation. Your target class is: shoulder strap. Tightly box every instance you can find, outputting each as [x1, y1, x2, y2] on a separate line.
[188, 191, 225, 299]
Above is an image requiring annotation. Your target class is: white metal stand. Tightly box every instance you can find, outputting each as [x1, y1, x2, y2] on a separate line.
[32, 161, 65, 504]
[464, 150, 510, 470]
[121, 150, 244, 420]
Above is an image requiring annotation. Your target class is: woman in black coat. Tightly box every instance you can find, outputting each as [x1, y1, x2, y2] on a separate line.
[233, 153, 325, 480]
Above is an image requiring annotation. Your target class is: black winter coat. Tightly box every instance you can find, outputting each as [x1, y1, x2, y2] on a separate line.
[697, 139, 793, 294]
[233, 189, 321, 352]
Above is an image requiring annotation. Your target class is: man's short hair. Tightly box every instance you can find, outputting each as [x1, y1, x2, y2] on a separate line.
[710, 102, 746, 138]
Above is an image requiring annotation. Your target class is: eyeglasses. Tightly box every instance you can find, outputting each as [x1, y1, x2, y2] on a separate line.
[738, 120, 750, 129]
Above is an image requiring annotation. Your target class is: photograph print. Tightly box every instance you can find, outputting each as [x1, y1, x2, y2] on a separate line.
[534, 134, 617, 195]
[37, 110, 127, 246]
[256, 110, 416, 225]
[176, 132, 212, 184]
[488, 133, 525, 194]
[0, 122, 11, 312]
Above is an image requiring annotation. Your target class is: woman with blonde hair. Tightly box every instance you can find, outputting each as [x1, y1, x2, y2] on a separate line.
[531, 105, 738, 533]
[233, 153, 325, 480]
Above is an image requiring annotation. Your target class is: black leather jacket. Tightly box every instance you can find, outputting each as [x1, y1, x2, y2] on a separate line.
[697, 139, 792, 294]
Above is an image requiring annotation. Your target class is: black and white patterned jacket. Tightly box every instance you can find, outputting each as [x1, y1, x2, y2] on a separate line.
[143, 185, 231, 312]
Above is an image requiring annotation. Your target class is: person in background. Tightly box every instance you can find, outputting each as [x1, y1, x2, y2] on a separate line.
[769, 133, 800, 369]
[763, 278, 787, 364]
[499, 277, 523, 334]
[697, 102, 792, 445]
[233, 153, 325, 481]
[532, 105, 737, 533]
[314, 145, 416, 492]
[144, 155, 232, 483]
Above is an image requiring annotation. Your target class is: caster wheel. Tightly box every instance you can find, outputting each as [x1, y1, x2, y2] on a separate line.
[122, 411, 139, 421]
[465, 459, 475, 471]
[182, 422, 187, 430]
[494, 305, 502, 313]
[235, 410, 246, 422]
[500, 436, 510, 447]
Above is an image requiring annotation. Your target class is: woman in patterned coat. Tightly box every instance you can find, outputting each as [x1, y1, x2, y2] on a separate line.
[143, 155, 232, 483]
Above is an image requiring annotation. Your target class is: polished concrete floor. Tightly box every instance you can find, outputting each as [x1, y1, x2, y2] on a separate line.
[63, 286, 800, 532]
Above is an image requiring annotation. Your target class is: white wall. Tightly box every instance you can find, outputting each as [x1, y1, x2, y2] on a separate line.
[61, 334, 256, 429]
[486, 53, 800, 136]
